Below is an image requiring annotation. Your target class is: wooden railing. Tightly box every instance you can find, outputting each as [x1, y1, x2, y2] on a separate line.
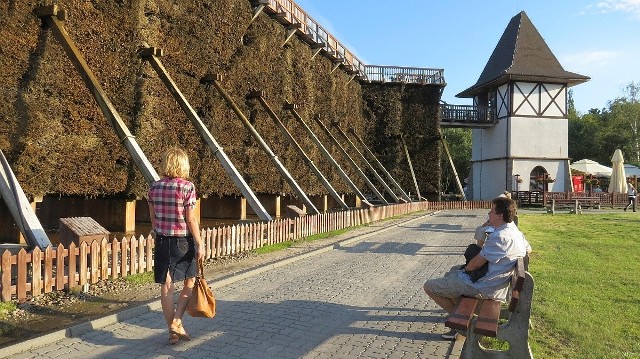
[514, 191, 629, 206]
[259, 0, 366, 76]
[0, 201, 493, 302]
[440, 104, 497, 127]
[256, 0, 443, 84]
[363, 65, 445, 85]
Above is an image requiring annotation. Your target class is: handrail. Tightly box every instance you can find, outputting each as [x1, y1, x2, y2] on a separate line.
[440, 104, 497, 125]
[363, 65, 445, 85]
[256, 0, 443, 84]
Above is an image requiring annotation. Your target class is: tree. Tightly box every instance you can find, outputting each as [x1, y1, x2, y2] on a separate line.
[440, 128, 471, 194]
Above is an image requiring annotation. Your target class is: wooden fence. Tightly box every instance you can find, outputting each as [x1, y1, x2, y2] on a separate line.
[0, 201, 492, 302]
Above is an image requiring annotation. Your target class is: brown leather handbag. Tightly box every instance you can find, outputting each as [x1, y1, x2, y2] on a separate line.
[187, 261, 216, 318]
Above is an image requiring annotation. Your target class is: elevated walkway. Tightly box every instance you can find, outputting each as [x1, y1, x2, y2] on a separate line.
[440, 104, 498, 128]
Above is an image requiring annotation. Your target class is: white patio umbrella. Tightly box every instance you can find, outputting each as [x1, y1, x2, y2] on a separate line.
[609, 149, 627, 193]
[570, 159, 612, 177]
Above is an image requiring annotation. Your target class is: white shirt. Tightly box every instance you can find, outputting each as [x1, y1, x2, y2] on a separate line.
[627, 184, 636, 197]
[460, 222, 529, 301]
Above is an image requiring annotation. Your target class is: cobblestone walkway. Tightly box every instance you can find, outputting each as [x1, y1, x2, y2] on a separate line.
[4, 209, 488, 359]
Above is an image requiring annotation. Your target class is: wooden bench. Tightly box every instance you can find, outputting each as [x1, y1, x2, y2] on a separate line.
[547, 197, 601, 214]
[445, 257, 533, 359]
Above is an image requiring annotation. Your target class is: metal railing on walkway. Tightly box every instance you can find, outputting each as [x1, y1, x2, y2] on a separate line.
[255, 0, 444, 84]
[440, 104, 497, 128]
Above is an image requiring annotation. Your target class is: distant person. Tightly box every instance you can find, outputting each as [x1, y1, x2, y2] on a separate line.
[624, 180, 637, 212]
[148, 147, 205, 344]
[593, 185, 603, 193]
[500, 191, 512, 199]
[423, 196, 531, 340]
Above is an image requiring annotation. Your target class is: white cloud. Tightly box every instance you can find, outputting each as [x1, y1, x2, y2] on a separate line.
[595, 0, 640, 17]
[561, 50, 621, 72]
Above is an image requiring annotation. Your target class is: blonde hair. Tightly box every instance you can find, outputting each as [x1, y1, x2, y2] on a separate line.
[160, 147, 190, 178]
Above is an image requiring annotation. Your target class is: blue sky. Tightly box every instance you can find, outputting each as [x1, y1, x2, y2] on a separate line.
[293, 0, 640, 114]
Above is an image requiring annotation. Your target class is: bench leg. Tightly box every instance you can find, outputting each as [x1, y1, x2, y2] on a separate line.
[460, 272, 535, 359]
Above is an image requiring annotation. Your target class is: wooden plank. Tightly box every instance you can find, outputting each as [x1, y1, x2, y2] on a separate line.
[44, 246, 53, 293]
[514, 257, 526, 291]
[55, 244, 65, 291]
[68, 243, 76, 289]
[445, 297, 478, 331]
[101, 238, 108, 280]
[111, 239, 119, 279]
[1, 250, 12, 301]
[473, 299, 501, 337]
[17, 249, 28, 302]
[90, 241, 99, 283]
[120, 237, 128, 277]
[31, 247, 42, 297]
[79, 243, 87, 287]
[146, 236, 154, 272]
[130, 237, 138, 275]
[508, 289, 521, 312]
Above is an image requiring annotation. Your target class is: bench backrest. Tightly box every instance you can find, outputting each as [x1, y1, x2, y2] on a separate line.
[507, 256, 527, 312]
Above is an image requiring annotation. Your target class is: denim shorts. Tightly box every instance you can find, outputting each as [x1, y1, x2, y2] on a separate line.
[154, 235, 197, 284]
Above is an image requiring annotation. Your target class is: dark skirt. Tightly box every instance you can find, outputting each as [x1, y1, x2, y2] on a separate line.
[154, 235, 197, 284]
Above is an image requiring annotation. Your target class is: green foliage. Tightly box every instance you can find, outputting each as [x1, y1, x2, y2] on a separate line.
[519, 213, 640, 359]
[124, 271, 154, 285]
[569, 81, 640, 166]
[440, 128, 472, 193]
[0, 301, 17, 319]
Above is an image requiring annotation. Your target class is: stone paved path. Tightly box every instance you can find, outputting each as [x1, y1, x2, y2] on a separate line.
[3, 209, 488, 359]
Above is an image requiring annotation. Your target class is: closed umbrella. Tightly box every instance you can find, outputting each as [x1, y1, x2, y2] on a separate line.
[609, 149, 627, 193]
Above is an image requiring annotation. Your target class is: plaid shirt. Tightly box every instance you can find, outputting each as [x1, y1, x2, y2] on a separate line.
[148, 177, 197, 237]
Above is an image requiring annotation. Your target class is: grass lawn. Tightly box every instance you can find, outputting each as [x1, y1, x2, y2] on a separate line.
[519, 213, 640, 359]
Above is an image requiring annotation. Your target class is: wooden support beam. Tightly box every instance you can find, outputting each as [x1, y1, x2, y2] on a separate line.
[253, 94, 348, 211]
[282, 26, 298, 47]
[349, 127, 412, 202]
[330, 62, 341, 73]
[401, 135, 421, 200]
[311, 47, 323, 59]
[250, 4, 267, 24]
[138, 46, 272, 220]
[331, 122, 400, 203]
[33, 5, 160, 186]
[284, 106, 372, 208]
[212, 81, 320, 215]
[0, 151, 51, 249]
[439, 128, 466, 201]
[317, 117, 388, 204]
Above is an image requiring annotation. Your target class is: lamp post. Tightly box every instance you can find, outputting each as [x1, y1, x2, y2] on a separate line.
[514, 174, 521, 193]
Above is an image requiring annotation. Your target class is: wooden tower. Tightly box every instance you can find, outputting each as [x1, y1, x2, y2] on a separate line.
[457, 11, 589, 200]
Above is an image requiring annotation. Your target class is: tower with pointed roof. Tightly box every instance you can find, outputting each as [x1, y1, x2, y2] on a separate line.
[457, 11, 589, 200]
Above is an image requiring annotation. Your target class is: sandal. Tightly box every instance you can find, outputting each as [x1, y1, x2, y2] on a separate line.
[169, 321, 191, 341]
[168, 333, 179, 345]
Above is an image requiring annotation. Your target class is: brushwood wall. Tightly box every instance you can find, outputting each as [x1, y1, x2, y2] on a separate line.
[0, 0, 441, 203]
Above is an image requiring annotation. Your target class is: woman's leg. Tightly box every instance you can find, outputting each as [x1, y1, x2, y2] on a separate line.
[160, 273, 175, 326]
[175, 277, 195, 320]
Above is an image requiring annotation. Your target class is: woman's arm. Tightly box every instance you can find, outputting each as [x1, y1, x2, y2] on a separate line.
[186, 206, 204, 260]
[147, 202, 157, 234]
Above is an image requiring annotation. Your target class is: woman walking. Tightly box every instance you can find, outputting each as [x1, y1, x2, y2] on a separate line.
[148, 147, 204, 344]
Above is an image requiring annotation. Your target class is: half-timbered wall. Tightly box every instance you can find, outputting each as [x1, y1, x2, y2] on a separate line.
[511, 82, 567, 118]
[470, 80, 570, 199]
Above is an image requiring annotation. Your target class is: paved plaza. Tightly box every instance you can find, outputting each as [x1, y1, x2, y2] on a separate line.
[2, 209, 489, 359]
